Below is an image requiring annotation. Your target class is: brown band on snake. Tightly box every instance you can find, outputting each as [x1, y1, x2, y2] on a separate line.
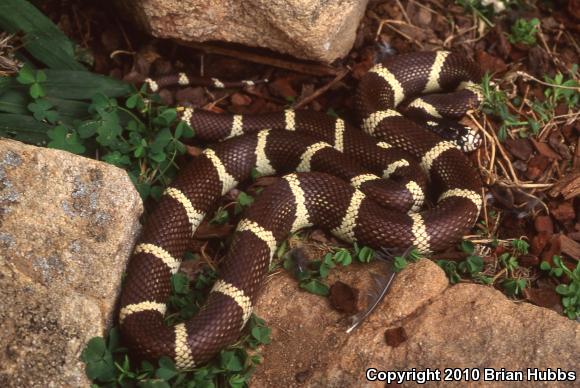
[144, 73, 268, 93]
[121, 51, 484, 368]
[178, 109, 428, 207]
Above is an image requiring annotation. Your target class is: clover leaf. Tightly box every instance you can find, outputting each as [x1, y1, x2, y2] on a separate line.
[47, 125, 86, 154]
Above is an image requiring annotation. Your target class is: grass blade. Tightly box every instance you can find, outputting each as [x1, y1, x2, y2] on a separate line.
[1, 70, 132, 100]
[0, 0, 85, 70]
[0, 113, 51, 145]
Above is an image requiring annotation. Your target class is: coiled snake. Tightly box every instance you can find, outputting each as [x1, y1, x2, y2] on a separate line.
[119, 51, 484, 368]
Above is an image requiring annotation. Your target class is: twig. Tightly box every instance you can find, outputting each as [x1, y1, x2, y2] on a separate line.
[444, 24, 478, 47]
[564, 30, 580, 56]
[468, 112, 496, 184]
[515, 71, 580, 91]
[375, 20, 424, 48]
[110, 50, 135, 59]
[292, 68, 350, 109]
[395, 0, 412, 25]
[409, 0, 442, 17]
[177, 40, 340, 77]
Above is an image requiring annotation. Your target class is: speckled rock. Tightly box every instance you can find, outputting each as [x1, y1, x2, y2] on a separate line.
[252, 259, 580, 387]
[118, 0, 370, 62]
[0, 139, 142, 387]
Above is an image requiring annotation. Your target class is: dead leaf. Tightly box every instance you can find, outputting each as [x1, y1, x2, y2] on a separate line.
[384, 327, 407, 347]
[128, 44, 160, 78]
[531, 139, 562, 160]
[532, 232, 551, 255]
[490, 184, 514, 208]
[186, 145, 204, 157]
[518, 254, 539, 268]
[541, 234, 562, 263]
[560, 234, 580, 260]
[309, 229, 331, 244]
[526, 154, 550, 180]
[231, 93, 252, 107]
[294, 370, 312, 384]
[194, 220, 233, 239]
[151, 58, 173, 76]
[492, 24, 512, 59]
[406, 2, 432, 27]
[528, 46, 551, 78]
[101, 29, 120, 52]
[568, 0, 580, 20]
[476, 50, 508, 75]
[505, 138, 533, 161]
[176, 87, 206, 107]
[351, 53, 375, 80]
[253, 176, 281, 188]
[179, 255, 206, 281]
[525, 287, 563, 313]
[158, 89, 174, 106]
[551, 201, 575, 223]
[268, 77, 298, 99]
[548, 131, 572, 160]
[569, 226, 580, 242]
[534, 215, 554, 234]
[329, 281, 359, 314]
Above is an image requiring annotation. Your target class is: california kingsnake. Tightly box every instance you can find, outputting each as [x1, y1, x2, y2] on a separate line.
[119, 51, 484, 368]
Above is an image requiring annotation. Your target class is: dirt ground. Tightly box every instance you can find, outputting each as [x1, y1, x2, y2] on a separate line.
[29, 0, 580, 381]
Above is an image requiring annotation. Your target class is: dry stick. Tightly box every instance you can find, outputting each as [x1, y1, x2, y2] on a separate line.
[444, 24, 477, 47]
[490, 127, 523, 185]
[574, 138, 580, 171]
[516, 71, 580, 91]
[410, 0, 443, 16]
[292, 68, 350, 109]
[110, 50, 135, 59]
[395, 0, 412, 25]
[459, 27, 491, 45]
[203, 93, 232, 111]
[537, 25, 553, 57]
[200, 241, 218, 272]
[113, 14, 134, 52]
[517, 85, 530, 115]
[376, 21, 425, 48]
[468, 112, 496, 184]
[538, 113, 559, 142]
[536, 25, 567, 74]
[553, 26, 564, 53]
[481, 185, 489, 236]
[552, 111, 580, 120]
[177, 40, 340, 77]
[565, 30, 580, 56]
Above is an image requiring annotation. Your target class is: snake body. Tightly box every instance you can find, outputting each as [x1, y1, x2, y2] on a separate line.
[119, 51, 484, 368]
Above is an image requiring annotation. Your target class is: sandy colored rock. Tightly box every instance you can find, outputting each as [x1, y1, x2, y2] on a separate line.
[252, 259, 580, 387]
[0, 258, 102, 387]
[119, 0, 370, 62]
[0, 139, 143, 386]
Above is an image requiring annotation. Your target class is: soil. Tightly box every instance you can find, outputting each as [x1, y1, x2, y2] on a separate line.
[31, 0, 580, 376]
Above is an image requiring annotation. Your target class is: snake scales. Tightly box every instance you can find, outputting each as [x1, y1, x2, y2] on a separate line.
[119, 51, 484, 368]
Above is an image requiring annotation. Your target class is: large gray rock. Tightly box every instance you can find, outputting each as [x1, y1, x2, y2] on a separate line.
[0, 139, 142, 387]
[119, 0, 369, 63]
[252, 259, 580, 387]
